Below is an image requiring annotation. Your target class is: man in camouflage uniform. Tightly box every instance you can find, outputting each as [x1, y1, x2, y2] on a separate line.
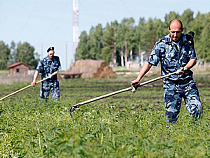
[131, 19, 201, 123]
[31, 47, 61, 101]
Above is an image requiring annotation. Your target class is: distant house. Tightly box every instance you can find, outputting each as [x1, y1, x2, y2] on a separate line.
[8, 62, 30, 77]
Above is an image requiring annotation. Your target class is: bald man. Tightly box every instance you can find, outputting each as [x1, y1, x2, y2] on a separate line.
[131, 19, 201, 123]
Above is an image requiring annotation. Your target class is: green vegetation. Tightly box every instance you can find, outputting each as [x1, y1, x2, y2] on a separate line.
[0, 73, 209, 157]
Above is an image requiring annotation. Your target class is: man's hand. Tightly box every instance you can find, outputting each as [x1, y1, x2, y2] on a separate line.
[131, 79, 140, 93]
[176, 67, 186, 74]
[31, 71, 39, 87]
[31, 81, 36, 87]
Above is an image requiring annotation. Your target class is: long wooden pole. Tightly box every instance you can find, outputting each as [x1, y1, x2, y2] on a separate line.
[0, 71, 58, 101]
[70, 72, 177, 115]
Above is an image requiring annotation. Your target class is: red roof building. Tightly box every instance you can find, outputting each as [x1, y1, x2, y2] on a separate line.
[8, 62, 30, 76]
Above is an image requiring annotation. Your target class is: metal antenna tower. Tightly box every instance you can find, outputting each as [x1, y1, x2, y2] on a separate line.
[73, 0, 79, 63]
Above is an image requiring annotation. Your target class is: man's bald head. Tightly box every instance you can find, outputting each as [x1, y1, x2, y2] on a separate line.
[168, 19, 184, 42]
[168, 19, 183, 30]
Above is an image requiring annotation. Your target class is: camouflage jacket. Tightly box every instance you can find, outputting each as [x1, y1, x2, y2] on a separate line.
[147, 33, 197, 83]
[36, 56, 61, 81]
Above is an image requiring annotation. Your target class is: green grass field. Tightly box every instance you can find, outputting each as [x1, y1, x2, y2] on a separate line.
[0, 73, 209, 157]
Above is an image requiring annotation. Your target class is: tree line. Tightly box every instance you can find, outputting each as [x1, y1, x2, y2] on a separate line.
[76, 9, 210, 66]
[0, 9, 209, 70]
[0, 41, 39, 70]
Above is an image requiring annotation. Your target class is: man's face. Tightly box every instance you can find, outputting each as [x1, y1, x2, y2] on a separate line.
[47, 50, 55, 60]
[169, 25, 183, 42]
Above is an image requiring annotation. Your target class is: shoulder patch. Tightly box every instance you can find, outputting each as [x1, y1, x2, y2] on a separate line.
[156, 37, 171, 45]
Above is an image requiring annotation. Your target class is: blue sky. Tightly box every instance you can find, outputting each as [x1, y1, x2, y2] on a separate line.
[0, 0, 209, 70]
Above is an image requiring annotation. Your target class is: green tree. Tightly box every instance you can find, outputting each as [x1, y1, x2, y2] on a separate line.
[133, 17, 145, 61]
[125, 18, 136, 62]
[193, 12, 210, 62]
[101, 21, 118, 64]
[101, 46, 112, 63]
[179, 9, 194, 33]
[116, 23, 125, 66]
[139, 18, 157, 53]
[0, 41, 10, 69]
[87, 24, 103, 59]
[164, 11, 180, 23]
[153, 19, 165, 39]
[15, 42, 39, 69]
[116, 18, 135, 66]
[76, 31, 90, 60]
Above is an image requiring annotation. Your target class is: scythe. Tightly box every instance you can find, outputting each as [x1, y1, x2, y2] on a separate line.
[70, 71, 177, 117]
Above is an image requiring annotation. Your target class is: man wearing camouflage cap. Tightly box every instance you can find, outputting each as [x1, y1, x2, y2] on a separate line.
[31, 47, 61, 101]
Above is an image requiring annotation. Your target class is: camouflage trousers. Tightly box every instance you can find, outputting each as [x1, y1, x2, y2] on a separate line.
[40, 80, 60, 100]
[163, 79, 201, 123]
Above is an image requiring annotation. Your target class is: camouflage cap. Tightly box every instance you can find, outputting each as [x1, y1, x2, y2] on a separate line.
[47, 47, 54, 52]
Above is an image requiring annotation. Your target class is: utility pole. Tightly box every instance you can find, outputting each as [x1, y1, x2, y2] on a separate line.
[66, 43, 67, 70]
[73, 0, 79, 63]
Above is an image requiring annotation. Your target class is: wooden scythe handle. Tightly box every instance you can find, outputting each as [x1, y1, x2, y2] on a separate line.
[70, 71, 177, 114]
[0, 71, 58, 101]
